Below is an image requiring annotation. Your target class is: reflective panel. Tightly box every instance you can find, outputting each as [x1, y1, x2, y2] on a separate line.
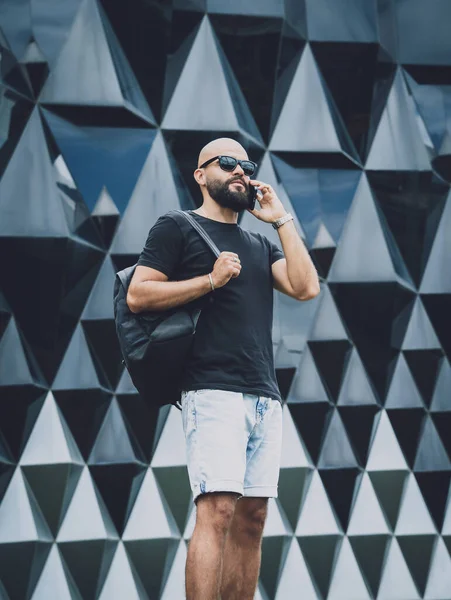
[0, 0, 449, 596]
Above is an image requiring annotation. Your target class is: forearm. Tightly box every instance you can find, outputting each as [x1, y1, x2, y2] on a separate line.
[277, 220, 320, 298]
[127, 274, 212, 313]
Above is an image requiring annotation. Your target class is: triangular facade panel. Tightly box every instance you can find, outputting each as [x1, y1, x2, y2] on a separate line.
[1, 2, 451, 596]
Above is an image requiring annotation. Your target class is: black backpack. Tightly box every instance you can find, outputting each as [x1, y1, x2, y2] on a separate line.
[113, 210, 220, 409]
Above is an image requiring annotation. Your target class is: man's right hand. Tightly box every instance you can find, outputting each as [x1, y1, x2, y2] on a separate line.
[211, 252, 241, 288]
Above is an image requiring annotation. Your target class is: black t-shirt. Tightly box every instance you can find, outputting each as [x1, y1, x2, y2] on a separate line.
[137, 210, 284, 402]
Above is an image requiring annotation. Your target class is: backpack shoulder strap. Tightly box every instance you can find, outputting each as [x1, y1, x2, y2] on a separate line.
[168, 210, 221, 258]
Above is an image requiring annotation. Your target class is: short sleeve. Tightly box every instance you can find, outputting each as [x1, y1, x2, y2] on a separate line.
[137, 214, 183, 278]
[268, 240, 284, 265]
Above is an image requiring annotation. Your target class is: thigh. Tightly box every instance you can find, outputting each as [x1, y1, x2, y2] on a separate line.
[181, 389, 249, 501]
[244, 398, 283, 498]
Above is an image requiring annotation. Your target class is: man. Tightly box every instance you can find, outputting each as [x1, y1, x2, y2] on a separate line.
[126, 138, 320, 600]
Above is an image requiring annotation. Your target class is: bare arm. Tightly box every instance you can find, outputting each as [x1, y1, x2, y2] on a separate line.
[126, 266, 211, 313]
[126, 252, 242, 313]
[272, 220, 320, 301]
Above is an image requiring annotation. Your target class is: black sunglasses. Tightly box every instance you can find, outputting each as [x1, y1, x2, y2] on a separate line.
[199, 155, 257, 177]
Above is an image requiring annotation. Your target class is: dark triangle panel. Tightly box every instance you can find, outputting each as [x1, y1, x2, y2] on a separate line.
[404, 349, 444, 408]
[311, 41, 379, 160]
[0, 541, 52, 600]
[368, 172, 448, 288]
[89, 463, 147, 537]
[421, 294, 451, 360]
[278, 407, 313, 531]
[0, 235, 104, 383]
[260, 535, 291, 600]
[388, 408, 427, 470]
[0, 386, 46, 462]
[54, 389, 112, 461]
[99, 0, 173, 123]
[209, 13, 284, 142]
[116, 393, 162, 464]
[298, 534, 342, 599]
[308, 339, 352, 402]
[338, 404, 380, 466]
[415, 471, 451, 532]
[319, 468, 362, 531]
[369, 471, 409, 531]
[98, 1, 156, 124]
[397, 535, 437, 597]
[349, 535, 390, 598]
[58, 539, 117, 600]
[329, 282, 415, 400]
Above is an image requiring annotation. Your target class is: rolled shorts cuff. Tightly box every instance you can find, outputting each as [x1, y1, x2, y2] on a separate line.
[244, 485, 278, 498]
[193, 479, 243, 501]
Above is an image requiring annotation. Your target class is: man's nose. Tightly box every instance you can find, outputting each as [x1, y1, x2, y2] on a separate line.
[233, 163, 245, 176]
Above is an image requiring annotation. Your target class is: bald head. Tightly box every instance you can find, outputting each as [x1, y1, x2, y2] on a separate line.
[197, 138, 248, 168]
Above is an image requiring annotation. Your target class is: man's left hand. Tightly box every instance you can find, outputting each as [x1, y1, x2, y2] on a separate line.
[247, 180, 287, 223]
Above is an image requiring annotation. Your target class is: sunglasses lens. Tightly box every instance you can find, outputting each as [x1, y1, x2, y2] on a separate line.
[218, 156, 237, 171]
[218, 156, 256, 176]
[241, 161, 256, 176]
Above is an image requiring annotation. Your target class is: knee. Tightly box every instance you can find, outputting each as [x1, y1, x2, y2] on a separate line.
[197, 494, 237, 536]
[237, 503, 268, 539]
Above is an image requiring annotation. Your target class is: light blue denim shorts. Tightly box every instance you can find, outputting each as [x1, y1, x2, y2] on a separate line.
[180, 389, 283, 502]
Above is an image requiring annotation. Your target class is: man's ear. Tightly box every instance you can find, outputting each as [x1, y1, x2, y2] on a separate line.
[193, 168, 204, 186]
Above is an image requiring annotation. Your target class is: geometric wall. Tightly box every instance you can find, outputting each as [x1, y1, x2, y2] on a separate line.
[1, 0, 451, 598]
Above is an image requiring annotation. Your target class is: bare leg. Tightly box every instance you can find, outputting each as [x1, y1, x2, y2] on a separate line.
[186, 492, 239, 600]
[220, 497, 268, 600]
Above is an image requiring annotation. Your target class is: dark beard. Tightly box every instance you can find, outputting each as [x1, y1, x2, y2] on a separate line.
[206, 177, 250, 212]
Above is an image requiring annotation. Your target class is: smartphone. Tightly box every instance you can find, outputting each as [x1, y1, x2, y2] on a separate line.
[248, 183, 258, 210]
